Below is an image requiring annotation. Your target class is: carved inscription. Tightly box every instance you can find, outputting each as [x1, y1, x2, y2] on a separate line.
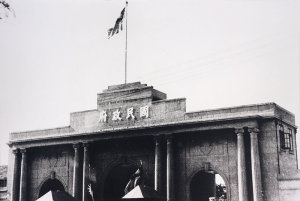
[99, 105, 150, 123]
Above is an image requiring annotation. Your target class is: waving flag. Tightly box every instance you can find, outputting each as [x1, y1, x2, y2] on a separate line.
[108, 8, 125, 39]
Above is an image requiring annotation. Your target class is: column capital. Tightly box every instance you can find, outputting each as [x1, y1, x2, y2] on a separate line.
[235, 128, 245, 135]
[82, 142, 89, 149]
[166, 135, 173, 142]
[73, 143, 80, 149]
[249, 127, 260, 134]
[154, 135, 163, 144]
[12, 149, 19, 154]
[20, 148, 26, 154]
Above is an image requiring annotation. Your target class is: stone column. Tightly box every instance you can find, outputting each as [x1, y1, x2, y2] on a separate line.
[166, 136, 174, 201]
[249, 128, 263, 201]
[235, 128, 248, 201]
[82, 143, 90, 201]
[154, 136, 162, 193]
[12, 149, 20, 201]
[19, 149, 27, 201]
[73, 144, 81, 199]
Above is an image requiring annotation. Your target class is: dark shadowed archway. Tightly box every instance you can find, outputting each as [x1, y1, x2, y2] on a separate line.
[104, 164, 137, 201]
[39, 178, 65, 198]
[190, 171, 215, 201]
[190, 171, 227, 201]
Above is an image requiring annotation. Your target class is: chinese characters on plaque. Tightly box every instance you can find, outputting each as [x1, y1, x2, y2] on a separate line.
[112, 109, 122, 121]
[98, 111, 108, 123]
[126, 107, 135, 120]
[98, 105, 149, 123]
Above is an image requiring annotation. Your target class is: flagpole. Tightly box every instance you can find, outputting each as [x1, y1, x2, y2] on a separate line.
[125, 1, 128, 84]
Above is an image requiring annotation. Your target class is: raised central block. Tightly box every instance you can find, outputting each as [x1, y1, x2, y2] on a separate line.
[97, 82, 167, 108]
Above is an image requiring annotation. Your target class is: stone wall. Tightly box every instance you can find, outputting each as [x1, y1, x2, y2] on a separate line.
[259, 120, 280, 201]
[174, 129, 238, 201]
[28, 145, 74, 201]
[277, 123, 298, 175]
[70, 98, 186, 132]
[278, 173, 300, 201]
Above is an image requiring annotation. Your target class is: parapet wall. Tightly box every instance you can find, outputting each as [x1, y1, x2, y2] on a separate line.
[185, 103, 295, 125]
[9, 126, 72, 143]
[9, 82, 296, 144]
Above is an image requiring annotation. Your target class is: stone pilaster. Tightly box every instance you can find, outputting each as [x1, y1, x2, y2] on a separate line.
[154, 136, 163, 193]
[12, 149, 20, 201]
[235, 128, 248, 201]
[82, 143, 90, 201]
[166, 136, 174, 201]
[249, 128, 263, 201]
[73, 143, 81, 199]
[19, 149, 27, 201]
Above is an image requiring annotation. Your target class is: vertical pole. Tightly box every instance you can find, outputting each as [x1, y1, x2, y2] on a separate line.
[73, 144, 81, 199]
[166, 136, 174, 201]
[154, 136, 162, 192]
[235, 128, 248, 201]
[82, 143, 90, 201]
[249, 128, 263, 201]
[12, 149, 20, 201]
[125, 1, 128, 84]
[19, 149, 27, 201]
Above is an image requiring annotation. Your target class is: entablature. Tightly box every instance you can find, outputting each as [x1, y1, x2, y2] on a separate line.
[9, 115, 260, 149]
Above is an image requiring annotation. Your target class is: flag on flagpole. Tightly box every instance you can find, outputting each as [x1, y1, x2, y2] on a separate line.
[108, 8, 126, 39]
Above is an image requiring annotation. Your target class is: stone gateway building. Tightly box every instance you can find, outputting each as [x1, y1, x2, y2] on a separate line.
[7, 82, 300, 201]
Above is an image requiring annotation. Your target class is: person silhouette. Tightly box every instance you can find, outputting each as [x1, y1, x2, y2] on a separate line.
[124, 160, 144, 194]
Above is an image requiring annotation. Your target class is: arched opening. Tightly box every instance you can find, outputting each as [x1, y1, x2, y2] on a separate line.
[104, 164, 137, 201]
[38, 178, 65, 198]
[190, 171, 227, 201]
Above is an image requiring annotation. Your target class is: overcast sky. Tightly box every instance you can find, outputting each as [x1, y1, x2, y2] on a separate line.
[0, 0, 299, 165]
